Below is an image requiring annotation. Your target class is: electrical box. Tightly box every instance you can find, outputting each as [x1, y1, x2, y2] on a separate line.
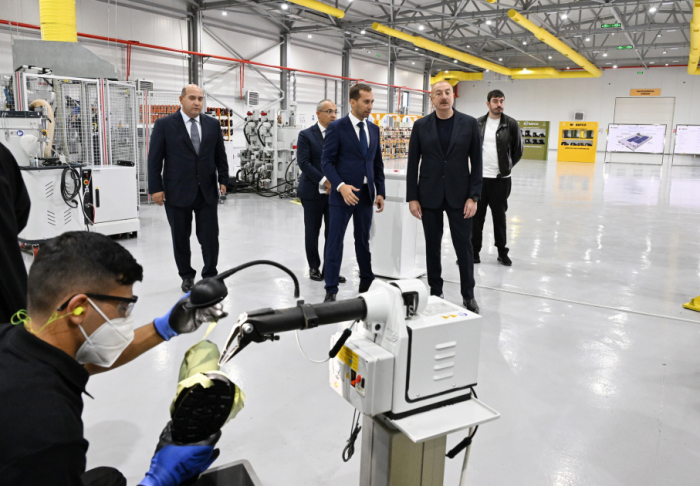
[329, 335, 394, 417]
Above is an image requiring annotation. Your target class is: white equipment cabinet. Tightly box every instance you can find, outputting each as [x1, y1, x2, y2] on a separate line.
[18, 166, 87, 244]
[369, 167, 425, 279]
[82, 165, 139, 236]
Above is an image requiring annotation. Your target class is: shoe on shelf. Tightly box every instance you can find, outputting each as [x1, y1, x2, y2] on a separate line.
[463, 298, 480, 314]
[309, 268, 323, 281]
[324, 293, 337, 302]
[181, 278, 194, 293]
[497, 254, 512, 266]
[170, 340, 243, 445]
[339, 275, 347, 284]
[474, 253, 480, 264]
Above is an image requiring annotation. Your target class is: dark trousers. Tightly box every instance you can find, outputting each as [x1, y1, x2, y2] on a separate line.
[472, 177, 512, 255]
[164, 188, 219, 280]
[82, 467, 126, 486]
[324, 185, 374, 294]
[300, 196, 330, 272]
[421, 199, 476, 300]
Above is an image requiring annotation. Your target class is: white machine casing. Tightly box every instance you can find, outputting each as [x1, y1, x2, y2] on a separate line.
[83, 165, 140, 235]
[18, 167, 87, 242]
[330, 280, 482, 418]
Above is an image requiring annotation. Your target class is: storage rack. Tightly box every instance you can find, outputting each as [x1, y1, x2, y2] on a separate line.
[380, 126, 412, 159]
[205, 107, 233, 141]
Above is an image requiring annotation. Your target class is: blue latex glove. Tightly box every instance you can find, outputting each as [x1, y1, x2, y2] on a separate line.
[153, 293, 189, 341]
[139, 421, 221, 486]
[154, 292, 227, 341]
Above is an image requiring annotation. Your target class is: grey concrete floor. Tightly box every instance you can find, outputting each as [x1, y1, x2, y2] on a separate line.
[71, 155, 700, 485]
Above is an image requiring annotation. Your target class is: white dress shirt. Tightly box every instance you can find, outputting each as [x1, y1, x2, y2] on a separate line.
[180, 109, 201, 140]
[337, 113, 370, 191]
[318, 122, 329, 194]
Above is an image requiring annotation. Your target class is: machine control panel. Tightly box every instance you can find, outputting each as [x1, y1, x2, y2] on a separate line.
[329, 335, 394, 417]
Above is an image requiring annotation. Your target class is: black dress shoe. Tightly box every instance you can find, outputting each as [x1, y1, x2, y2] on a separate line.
[497, 254, 512, 266]
[338, 275, 347, 284]
[309, 268, 323, 281]
[181, 278, 194, 293]
[324, 293, 337, 302]
[463, 298, 480, 314]
[359, 284, 371, 293]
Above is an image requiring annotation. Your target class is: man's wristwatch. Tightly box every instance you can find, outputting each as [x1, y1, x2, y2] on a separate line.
[470, 196, 480, 203]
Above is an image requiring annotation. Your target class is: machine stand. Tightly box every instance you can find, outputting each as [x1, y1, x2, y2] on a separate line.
[360, 416, 446, 486]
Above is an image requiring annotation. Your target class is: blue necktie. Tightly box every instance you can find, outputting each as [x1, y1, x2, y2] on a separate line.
[190, 118, 200, 154]
[357, 121, 368, 158]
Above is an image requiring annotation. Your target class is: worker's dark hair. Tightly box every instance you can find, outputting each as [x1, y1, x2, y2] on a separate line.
[349, 83, 373, 101]
[27, 231, 143, 313]
[487, 90, 505, 102]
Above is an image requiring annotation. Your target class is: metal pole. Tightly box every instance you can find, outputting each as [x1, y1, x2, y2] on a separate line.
[188, 7, 203, 86]
[280, 33, 291, 110]
[423, 66, 431, 116]
[458, 426, 474, 486]
[341, 45, 352, 116]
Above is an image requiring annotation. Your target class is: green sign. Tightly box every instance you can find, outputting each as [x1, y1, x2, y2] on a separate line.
[518, 120, 550, 161]
[637, 71, 644, 74]
[601, 22, 622, 28]
[616, 45, 633, 50]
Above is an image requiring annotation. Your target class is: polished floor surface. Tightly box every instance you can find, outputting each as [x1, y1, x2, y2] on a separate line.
[69, 155, 700, 485]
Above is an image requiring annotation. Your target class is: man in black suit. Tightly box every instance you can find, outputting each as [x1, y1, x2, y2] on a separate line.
[321, 83, 385, 302]
[0, 143, 30, 322]
[296, 99, 345, 284]
[148, 84, 229, 292]
[406, 80, 483, 313]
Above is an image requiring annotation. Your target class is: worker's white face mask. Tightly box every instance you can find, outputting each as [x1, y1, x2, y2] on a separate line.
[75, 298, 135, 367]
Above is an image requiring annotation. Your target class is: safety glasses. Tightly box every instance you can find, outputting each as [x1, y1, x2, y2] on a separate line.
[58, 293, 139, 317]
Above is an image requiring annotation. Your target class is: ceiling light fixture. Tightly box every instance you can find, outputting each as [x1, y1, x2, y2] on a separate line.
[613, 65, 618, 68]
[603, 52, 608, 57]
[522, 41, 527, 45]
[567, 66, 570, 69]
[657, 34, 662, 37]
[665, 63, 669, 66]
[486, 20, 492, 25]
[308, 34, 313, 38]
[418, 25, 425, 31]
[412, 61, 415, 64]
[499, 58, 503, 61]
[281, 3, 288, 10]
[453, 60, 458, 63]
[561, 13, 568, 19]
[466, 44, 471, 48]
[360, 29, 366, 34]
[222, 11, 227, 15]
[585, 37, 591, 41]
[650, 61, 655, 64]
[649, 7, 657, 13]
[663, 50, 667, 54]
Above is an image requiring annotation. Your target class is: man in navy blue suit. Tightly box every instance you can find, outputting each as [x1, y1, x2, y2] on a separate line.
[148, 85, 229, 292]
[321, 83, 385, 302]
[295, 99, 345, 284]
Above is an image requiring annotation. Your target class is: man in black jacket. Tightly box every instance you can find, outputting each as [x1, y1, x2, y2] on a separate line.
[406, 81, 482, 313]
[295, 99, 344, 284]
[474, 90, 523, 266]
[0, 143, 30, 323]
[148, 85, 229, 292]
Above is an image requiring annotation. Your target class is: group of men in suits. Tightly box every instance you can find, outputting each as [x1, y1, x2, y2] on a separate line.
[148, 82, 519, 314]
[296, 84, 385, 303]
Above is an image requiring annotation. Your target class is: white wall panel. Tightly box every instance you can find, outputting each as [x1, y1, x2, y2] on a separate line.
[454, 67, 700, 154]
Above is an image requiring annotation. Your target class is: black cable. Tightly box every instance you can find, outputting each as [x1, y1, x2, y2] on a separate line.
[243, 121, 254, 144]
[60, 166, 80, 208]
[446, 425, 479, 459]
[342, 410, 362, 463]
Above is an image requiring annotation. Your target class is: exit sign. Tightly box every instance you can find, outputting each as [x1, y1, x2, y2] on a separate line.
[637, 71, 644, 74]
[616, 45, 634, 50]
[601, 22, 622, 28]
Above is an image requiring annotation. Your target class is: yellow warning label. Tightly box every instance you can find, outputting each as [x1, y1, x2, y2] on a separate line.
[337, 346, 359, 372]
[441, 314, 458, 319]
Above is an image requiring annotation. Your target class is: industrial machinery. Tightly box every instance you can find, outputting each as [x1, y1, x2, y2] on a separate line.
[82, 164, 139, 236]
[237, 108, 301, 196]
[1, 110, 87, 246]
[184, 262, 500, 486]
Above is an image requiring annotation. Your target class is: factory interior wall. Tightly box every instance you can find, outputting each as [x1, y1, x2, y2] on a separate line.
[454, 67, 700, 155]
[0, 0, 426, 119]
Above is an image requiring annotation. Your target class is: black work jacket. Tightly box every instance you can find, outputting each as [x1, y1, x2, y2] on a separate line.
[476, 113, 523, 177]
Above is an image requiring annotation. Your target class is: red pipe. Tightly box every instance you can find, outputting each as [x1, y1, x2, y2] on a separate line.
[0, 18, 429, 94]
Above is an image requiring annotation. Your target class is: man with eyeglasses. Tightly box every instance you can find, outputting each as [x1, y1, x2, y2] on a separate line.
[0, 231, 226, 486]
[296, 99, 345, 284]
